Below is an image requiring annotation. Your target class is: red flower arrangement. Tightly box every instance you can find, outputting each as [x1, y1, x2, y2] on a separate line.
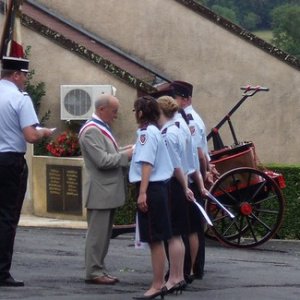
[46, 131, 81, 157]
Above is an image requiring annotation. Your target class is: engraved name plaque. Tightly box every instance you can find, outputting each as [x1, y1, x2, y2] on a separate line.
[46, 165, 82, 215]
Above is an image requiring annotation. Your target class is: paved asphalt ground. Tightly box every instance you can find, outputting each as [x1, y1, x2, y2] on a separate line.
[0, 216, 299, 300]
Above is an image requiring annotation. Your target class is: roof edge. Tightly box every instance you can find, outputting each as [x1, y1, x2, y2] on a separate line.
[20, 13, 157, 93]
[175, 0, 300, 71]
[25, 0, 172, 83]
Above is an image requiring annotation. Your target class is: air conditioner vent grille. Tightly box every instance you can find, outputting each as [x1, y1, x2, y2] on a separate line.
[60, 85, 116, 120]
[64, 89, 92, 116]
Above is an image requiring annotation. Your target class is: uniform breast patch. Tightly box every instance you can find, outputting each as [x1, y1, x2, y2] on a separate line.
[189, 125, 196, 135]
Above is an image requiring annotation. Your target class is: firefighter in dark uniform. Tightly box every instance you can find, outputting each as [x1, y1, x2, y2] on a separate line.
[0, 56, 53, 287]
[170, 80, 209, 281]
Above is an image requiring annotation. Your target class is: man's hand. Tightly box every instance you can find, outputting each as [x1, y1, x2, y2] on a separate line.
[205, 163, 220, 188]
[120, 144, 134, 159]
[210, 163, 220, 177]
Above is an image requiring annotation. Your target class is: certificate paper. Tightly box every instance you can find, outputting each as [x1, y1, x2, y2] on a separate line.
[193, 199, 213, 226]
[206, 192, 235, 219]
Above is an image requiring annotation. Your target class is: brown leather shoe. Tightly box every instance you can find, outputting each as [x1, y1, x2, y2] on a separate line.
[85, 275, 117, 285]
[104, 274, 120, 283]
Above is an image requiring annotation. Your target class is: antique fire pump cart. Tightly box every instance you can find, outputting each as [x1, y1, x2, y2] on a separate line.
[205, 85, 286, 248]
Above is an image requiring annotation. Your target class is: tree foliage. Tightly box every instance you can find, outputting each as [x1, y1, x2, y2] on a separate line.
[243, 12, 261, 31]
[196, 0, 299, 30]
[211, 5, 237, 23]
[271, 4, 300, 58]
[195, 0, 300, 57]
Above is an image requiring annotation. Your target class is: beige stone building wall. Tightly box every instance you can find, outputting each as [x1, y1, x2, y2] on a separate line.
[1, 11, 138, 216]
[1, 0, 299, 218]
[11, 25, 138, 146]
[36, 0, 300, 164]
[0, 12, 138, 146]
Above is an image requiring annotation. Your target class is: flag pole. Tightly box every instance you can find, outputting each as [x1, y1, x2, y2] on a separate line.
[0, 0, 14, 58]
[10, 0, 24, 57]
[0, 0, 23, 58]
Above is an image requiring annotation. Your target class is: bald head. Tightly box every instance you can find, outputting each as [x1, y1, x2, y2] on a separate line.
[95, 94, 120, 126]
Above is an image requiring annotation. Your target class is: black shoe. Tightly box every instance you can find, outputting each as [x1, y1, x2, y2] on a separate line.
[161, 280, 186, 296]
[179, 280, 187, 290]
[193, 272, 204, 280]
[185, 274, 195, 284]
[132, 290, 164, 299]
[0, 276, 24, 287]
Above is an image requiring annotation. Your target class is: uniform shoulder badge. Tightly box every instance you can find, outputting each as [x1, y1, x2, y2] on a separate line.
[139, 133, 148, 145]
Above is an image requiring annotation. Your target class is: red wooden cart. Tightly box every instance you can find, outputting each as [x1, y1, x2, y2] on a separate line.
[205, 85, 286, 248]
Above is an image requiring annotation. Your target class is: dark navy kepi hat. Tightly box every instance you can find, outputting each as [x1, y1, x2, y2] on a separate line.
[170, 80, 193, 98]
[150, 83, 175, 98]
[1, 56, 29, 73]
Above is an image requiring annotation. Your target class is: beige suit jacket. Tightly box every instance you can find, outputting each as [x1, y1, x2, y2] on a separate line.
[79, 126, 129, 210]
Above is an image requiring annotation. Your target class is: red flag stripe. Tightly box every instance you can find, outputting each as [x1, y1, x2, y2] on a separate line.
[0, 0, 14, 58]
[9, 10, 24, 57]
[0, 0, 24, 58]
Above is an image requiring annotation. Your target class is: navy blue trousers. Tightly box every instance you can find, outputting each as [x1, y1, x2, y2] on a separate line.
[0, 153, 27, 280]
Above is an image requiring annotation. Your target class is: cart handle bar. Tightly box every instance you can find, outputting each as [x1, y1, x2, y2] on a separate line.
[241, 85, 269, 96]
[207, 85, 269, 143]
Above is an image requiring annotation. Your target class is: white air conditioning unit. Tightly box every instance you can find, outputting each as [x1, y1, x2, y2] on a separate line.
[60, 85, 116, 120]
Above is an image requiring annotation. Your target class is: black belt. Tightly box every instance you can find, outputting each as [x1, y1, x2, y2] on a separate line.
[136, 179, 170, 186]
[0, 152, 25, 158]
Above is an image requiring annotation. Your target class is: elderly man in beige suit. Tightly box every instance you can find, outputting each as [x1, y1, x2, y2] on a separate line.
[79, 94, 132, 285]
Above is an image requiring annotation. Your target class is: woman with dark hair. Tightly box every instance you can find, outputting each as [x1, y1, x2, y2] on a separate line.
[129, 96, 173, 299]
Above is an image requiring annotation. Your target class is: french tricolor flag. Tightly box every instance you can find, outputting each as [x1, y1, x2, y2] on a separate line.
[0, 0, 25, 58]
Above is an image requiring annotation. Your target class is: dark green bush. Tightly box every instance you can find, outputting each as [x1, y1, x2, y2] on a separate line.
[266, 164, 300, 239]
[114, 180, 136, 225]
[25, 46, 51, 155]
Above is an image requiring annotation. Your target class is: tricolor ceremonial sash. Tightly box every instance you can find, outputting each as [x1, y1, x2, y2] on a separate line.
[79, 117, 118, 150]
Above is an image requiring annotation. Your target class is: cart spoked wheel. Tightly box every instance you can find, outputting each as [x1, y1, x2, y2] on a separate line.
[206, 167, 285, 248]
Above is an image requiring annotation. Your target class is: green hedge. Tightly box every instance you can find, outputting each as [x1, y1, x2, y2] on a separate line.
[114, 164, 300, 240]
[114, 180, 136, 225]
[266, 164, 300, 240]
